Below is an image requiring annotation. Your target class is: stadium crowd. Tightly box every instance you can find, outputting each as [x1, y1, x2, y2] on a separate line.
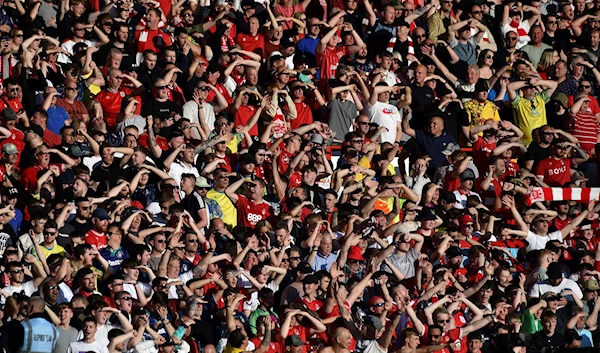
[0, 0, 599, 351]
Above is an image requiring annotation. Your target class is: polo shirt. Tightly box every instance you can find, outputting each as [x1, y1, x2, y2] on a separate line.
[414, 130, 456, 169]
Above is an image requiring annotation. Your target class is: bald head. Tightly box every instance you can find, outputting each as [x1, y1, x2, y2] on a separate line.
[28, 296, 45, 314]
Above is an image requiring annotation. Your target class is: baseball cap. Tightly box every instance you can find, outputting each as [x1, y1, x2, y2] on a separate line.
[195, 176, 211, 188]
[285, 335, 306, 347]
[1, 108, 16, 121]
[474, 79, 489, 93]
[296, 261, 313, 274]
[311, 134, 324, 145]
[302, 274, 319, 285]
[584, 279, 600, 291]
[280, 37, 295, 48]
[369, 296, 384, 306]
[92, 208, 110, 220]
[441, 142, 460, 156]
[1, 143, 18, 155]
[239, 153, 257, 165]
[459, 169, 476, 181]
[5, 187, 17, 199]
[459, 214, 475, 225]
[553, 93, 569, 109]
[27, 124, 44, 138]
[347, 246, 365, 261]
[419, 207, 437, 221]
[440, 191, 457, 203]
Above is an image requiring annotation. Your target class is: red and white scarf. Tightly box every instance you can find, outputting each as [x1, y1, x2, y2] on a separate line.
[526, 187, 600, 205]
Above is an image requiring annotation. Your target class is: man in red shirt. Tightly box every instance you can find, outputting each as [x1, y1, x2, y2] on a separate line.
[536, 140, 588, 187]
[225, 176, 273, 229]
[85, 208, 110, 250]
[0, 108, 24, 156]
[21, 144, 76, 191]
[289, 81, 325, 130]
[236, 16, 265, 56]
[295, 274, 323, 311]
[134, 8, 172, 55]
[277, 133, 302, 175]
[95, 69, 144, 130]
[316, 22, 365, 83]
[0, 79, 25, 114]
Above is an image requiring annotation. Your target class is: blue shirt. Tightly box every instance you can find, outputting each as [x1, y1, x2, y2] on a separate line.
[8, 209, 22, 235]
[297, 36, 320, 55]
[414, 130, 456, 169]
[46, 105, 69, 135]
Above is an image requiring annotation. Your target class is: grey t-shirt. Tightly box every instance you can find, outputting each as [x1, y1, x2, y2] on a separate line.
[382, 248, 419, 279]
[328, 99, 358, 142]
[54, 326, 79, 353]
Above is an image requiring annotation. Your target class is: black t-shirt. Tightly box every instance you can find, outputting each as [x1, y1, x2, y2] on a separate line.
[67, 218, 93, 234]
[410, 84, 435, 111]
[532, 331, 565, 350]
[140, 99, 180, 120]
[91, 161, 123, 193]
[523, 142, 551, 171]
[181, 191, 205, 223]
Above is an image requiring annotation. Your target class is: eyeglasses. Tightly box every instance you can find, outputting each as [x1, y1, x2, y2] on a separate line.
[10, 269, 23, 274]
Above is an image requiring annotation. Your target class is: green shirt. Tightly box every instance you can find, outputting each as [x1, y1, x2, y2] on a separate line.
[521, 307, 542, 333]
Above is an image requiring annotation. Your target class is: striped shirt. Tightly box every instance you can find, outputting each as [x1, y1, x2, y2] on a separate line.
[568, 111, 600, 153]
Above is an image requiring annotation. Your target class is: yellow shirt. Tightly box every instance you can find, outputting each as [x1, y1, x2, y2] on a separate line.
[512, 91, 550, 146]
[40, 242, 66, 258]
[207, 189, 237, 228]
[463, 99, 501, 145]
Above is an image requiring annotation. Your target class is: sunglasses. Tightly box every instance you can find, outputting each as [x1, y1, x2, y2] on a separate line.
[417, 34, 427, 38]
[464, 223, 474, 228]
[486, 55, 493, 59]
[10, 269, 23, 274]
[357, 121, 369, 125]
[282, 258, 290, 262]
[290, 256, 301, 261]
[437, 319, 450, 323]
[48, 285, 58, 290]
[472, 10, 482, 14]
[74, 27, 85, 31]
[155, 239, 166, 243]
[155, 85, 168, 90]
[120, 297, 133, 301]
[507, 37, 518, 41]
[188, 239, 198, 243]
[15, 34, 22, 37]
[372, 302, 384, 307]
[548, 20, 557, 24]
[430, 334, 441, 338]
[581, 85, 592, 89]
[65, 87, 77, 91]
[351, 139, 363, 143]
[44, 230, 57, 235]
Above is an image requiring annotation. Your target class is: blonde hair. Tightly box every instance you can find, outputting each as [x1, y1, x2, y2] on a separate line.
[538, 49, 556, 71]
